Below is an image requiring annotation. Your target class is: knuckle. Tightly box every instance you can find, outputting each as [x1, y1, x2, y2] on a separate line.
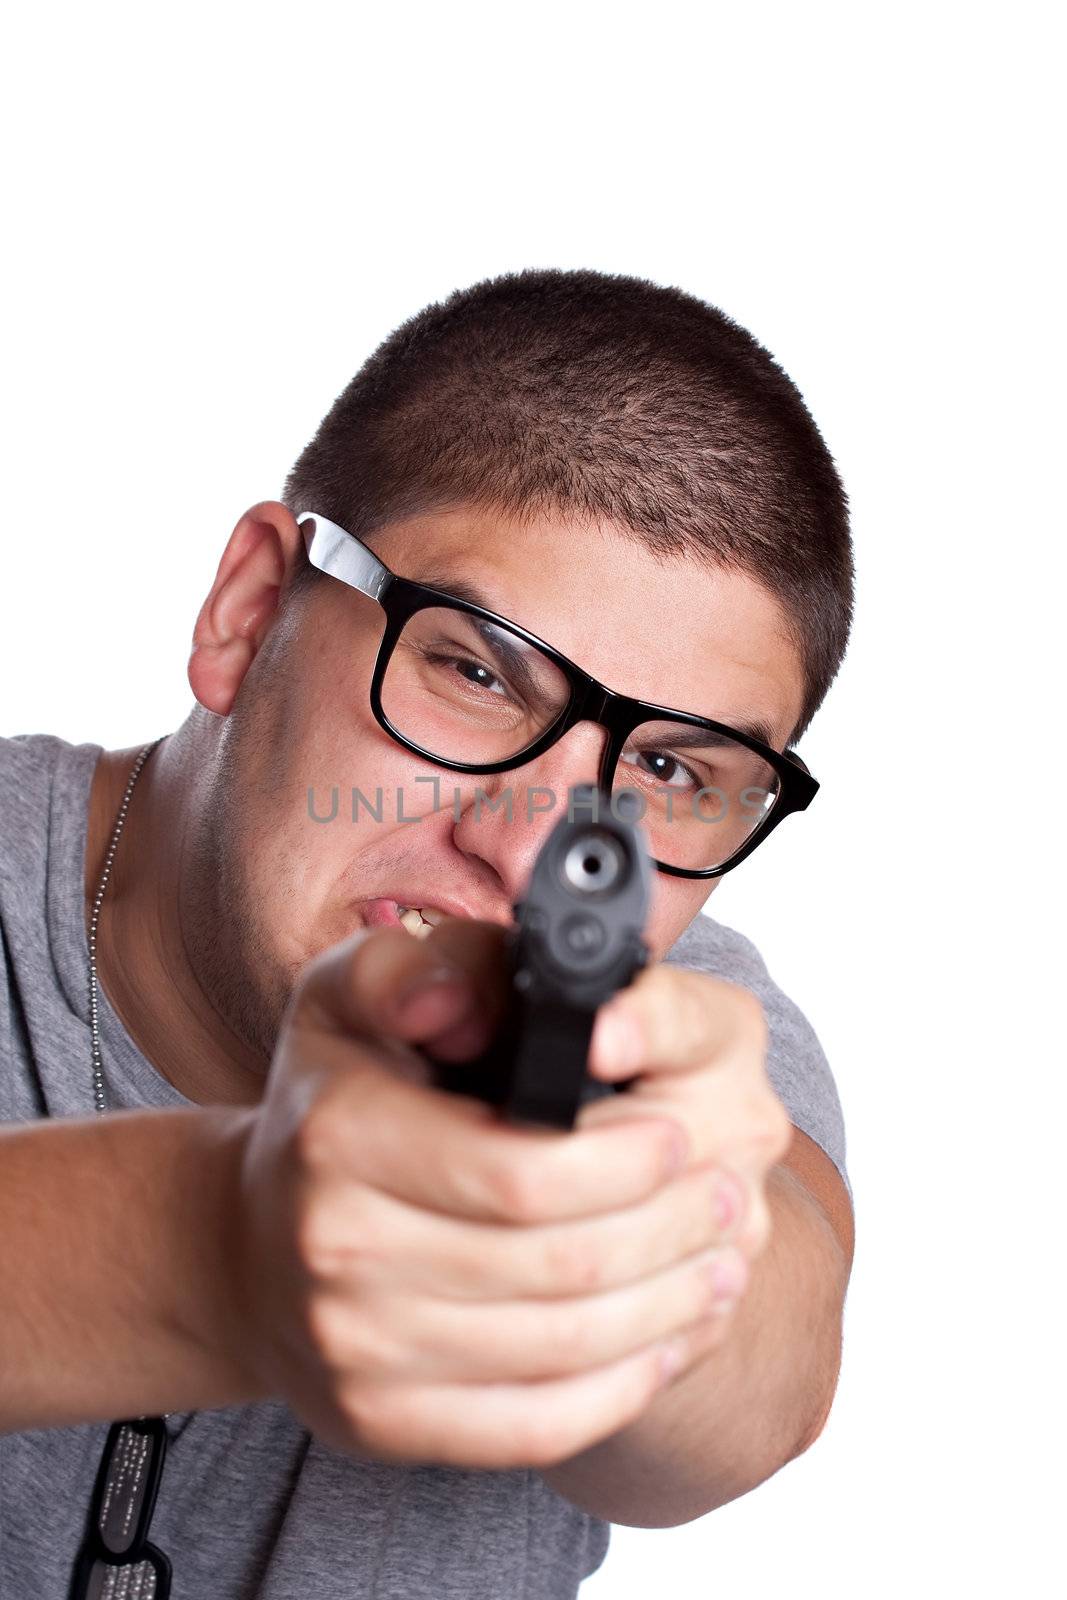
[293, 1199, 337, 1280]
[345, 1317, 400, 1381]
[303, 1293, 351, 1369]
[745, 1089, 791, 1161]
[305, 1294, 397, 1380]
[736, 985, 768, 1042]
[292, 1183, 382, 1281]
[770, 1106, 793, 1161]
[479, 1158, 546, 1225]
[541, 1232, 604, 1295]
[771, 1100, 796, 1152]
[760, 1097, 793, 1160]
[740, 1195, 773, 1257]
[675, 971, 705, 1021]
[544, 1303, 595, 1369]
[510, 1409, 571, 1469]
[293, 1093, 347, 1176]
[670, 970, 718, 1049]
[337, 1380, 396, 1454]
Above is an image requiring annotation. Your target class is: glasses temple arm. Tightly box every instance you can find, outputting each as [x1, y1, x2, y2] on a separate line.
[297, 512, 392, 604]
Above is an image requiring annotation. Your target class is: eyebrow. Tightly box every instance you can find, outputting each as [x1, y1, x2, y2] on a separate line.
[471, 620, 559, 714]
[415, 570, 501, 612]
[411, 569, 781, 751]
[413, 570, 554, 705]
[418, 579, 559, 713]
[629, 718, 780, 752]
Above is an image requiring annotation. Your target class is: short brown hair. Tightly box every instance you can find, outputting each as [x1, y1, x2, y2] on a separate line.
[283, 267, 853, 743]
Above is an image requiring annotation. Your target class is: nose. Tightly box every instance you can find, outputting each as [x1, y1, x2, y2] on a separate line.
[450, 723, 612, 908]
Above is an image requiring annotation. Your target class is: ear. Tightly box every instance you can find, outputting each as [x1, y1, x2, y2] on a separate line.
[188, 500, 306, 716]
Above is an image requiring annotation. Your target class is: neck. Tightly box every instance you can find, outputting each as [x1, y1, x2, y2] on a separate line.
[85, 722, 268, 1107]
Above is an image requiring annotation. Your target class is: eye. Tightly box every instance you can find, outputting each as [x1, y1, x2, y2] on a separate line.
[420, 644, 511, 698]
[620, 748, 696, 789]
[450, 655, 508, 695]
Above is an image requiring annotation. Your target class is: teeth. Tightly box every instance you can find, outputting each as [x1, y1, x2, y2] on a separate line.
[394, 903, 450, 936]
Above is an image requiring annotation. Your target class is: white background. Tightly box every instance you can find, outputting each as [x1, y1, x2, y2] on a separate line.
[2, 3, 1063, 1594]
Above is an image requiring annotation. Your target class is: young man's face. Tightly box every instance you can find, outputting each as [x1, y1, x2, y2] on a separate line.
[191, 502, 806, 1056]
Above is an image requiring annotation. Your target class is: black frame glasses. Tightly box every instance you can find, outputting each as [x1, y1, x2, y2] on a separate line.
[69, 1416, 171, 1598]
[297, 512, 819, 879]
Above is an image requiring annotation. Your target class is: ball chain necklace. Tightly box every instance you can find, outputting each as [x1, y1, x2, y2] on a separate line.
[70, 735, 179, 1600]
[87, 737, 163, 1113]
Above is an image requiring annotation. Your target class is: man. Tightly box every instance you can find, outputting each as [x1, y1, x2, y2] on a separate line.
[0, 268, 855, 1598]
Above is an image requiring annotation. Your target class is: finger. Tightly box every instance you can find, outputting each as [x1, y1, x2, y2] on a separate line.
[589, 964, 767, 1081]
[313, 1159, 747, 1300]
[332, 1238, 748, 1384]
[298, 919, 509, 1055]
[656, 1298, 746, 1388]
[335, 1339, 685, 1471]
[293, 1053, 691, 1225]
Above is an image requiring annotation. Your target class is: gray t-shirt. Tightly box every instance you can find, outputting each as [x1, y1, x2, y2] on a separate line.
[0, 733, 849, 1599]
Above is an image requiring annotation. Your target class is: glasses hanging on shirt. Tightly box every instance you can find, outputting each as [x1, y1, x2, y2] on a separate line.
[68, 1417, 172, 1599]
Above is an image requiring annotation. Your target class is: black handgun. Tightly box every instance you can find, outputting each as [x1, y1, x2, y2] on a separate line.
[431, 785, 652, 1129]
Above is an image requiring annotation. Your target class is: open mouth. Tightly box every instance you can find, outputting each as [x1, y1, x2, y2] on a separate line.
[361, 897, 460, 939]
[396, 904, 447, 939]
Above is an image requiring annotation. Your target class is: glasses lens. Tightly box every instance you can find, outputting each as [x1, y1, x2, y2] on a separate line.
[614, 720, 781, 871]
[381, 607, 571, 765]
[95, 1423, 159, 1554]
[81, 1553, 168, 1598]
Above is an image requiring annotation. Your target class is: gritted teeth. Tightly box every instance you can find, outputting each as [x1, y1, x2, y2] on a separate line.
[396, 904, 447, 938]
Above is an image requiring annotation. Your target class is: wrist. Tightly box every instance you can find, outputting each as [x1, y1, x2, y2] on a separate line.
[165, 1105, 272, 1410]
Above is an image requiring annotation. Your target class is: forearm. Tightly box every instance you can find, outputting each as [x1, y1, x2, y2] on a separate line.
[0, 1106, 267, 1431]
[540, 1163, 849, 1527]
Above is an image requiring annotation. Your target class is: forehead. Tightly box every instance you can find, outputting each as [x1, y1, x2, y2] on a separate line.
[364, 502, 806, 748]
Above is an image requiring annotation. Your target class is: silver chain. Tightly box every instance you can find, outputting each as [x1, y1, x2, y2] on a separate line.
[87, 736, 173, 1435]
[87, 738, 163, 1115]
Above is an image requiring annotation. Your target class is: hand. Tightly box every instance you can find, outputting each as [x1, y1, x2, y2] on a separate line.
[583, 960, 794, 1380]
[228, 921, 758, 1470]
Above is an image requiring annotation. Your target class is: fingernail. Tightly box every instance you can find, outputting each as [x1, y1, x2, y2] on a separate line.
[663, 1125, 691, 1175]
[707, 1251, 748, 1304]
[595, 1004, 645, 1071]
[712, 1173, 745, 1232]
[657, 1337, 688, 1383]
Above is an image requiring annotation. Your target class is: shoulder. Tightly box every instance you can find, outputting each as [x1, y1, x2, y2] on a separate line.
[666, 911, 772, 988]
[0, 733, 84, 858]
[665, 912, 851, 1201]
[1, 734, 66, 857]
[0, 734, 102, 914]
[666, 914, 823, 1060]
